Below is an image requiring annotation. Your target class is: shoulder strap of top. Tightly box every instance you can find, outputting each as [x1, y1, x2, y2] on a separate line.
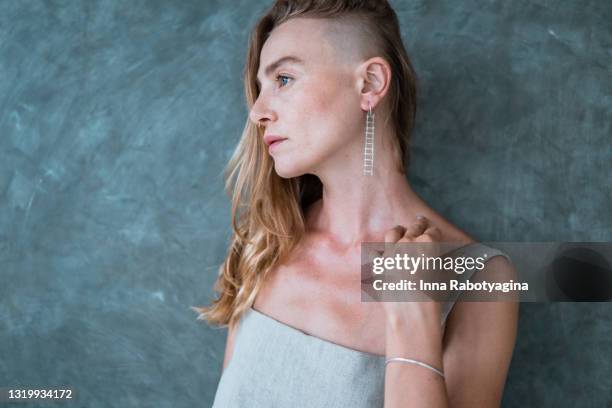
[447, 242, 511, 263]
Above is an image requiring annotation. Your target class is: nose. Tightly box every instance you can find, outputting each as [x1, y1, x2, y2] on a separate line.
[249, 95, 276, 130]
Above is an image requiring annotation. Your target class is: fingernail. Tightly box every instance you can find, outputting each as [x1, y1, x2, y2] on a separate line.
[416, 214, 425, 220]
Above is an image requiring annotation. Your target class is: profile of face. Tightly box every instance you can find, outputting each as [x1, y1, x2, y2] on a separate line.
[250, 17, 387, 179]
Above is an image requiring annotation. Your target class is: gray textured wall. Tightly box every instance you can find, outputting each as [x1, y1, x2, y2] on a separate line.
[0, 0, 610, 407]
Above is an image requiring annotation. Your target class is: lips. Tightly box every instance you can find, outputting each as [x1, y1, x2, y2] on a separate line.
[269, 139, 285, 146]
[264, 135, 288, 146]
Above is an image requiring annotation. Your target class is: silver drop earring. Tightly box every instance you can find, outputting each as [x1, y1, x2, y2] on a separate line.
[362, 101, 375, 176]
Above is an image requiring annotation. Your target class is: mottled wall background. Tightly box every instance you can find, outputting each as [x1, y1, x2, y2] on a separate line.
[0, 0, 610, 407]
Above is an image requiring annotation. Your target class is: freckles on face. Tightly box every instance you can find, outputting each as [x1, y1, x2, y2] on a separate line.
[270, 72, 351, 177]
[269, 71, 358, 179]
[286, 73, 336, 143]
[306, 68, 360, 141]
[259, 18, 366, 175]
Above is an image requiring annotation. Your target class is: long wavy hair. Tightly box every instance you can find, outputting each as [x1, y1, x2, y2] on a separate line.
[192, 0, 418, 329]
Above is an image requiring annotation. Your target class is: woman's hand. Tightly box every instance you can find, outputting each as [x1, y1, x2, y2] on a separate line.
[376, 215, 444, 331]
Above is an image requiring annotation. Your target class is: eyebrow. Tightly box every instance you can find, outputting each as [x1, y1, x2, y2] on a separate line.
[256, 56, 304, 87]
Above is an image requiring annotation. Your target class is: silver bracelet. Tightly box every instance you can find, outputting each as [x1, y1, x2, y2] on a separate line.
[385, 357, 445, 378]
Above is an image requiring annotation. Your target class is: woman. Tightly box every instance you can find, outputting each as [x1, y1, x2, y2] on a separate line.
[193, 1, 519, 406]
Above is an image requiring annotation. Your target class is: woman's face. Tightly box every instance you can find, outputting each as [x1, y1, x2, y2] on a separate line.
[250, 17, 369, 179]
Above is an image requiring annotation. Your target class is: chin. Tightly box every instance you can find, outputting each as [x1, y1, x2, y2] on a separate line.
[272, 160, 308, 179]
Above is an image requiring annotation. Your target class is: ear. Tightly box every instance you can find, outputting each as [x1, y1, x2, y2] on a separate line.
[356, 57, 392, 111]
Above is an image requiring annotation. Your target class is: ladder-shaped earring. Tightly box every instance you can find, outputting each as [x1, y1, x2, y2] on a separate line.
[363, 102, 375, 176]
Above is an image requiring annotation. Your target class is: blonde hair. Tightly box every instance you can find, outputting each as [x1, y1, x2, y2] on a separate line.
[192, 0, 418, 329]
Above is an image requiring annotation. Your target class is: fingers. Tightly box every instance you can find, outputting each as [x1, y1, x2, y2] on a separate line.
[403, 215, 429, 240]
[384, 225, 406, 243]
[403, 216, 442, 247]
[383, 216, 442, 243]
[420, 226, 442, 242]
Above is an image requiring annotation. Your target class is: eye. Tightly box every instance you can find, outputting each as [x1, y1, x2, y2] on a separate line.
[275, 74, 293, 88]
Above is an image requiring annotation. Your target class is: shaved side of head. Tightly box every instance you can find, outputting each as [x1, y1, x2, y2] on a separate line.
[319, 15, 381, 68]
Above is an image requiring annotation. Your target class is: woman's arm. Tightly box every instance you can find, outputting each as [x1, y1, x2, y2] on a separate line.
[441, 257, 519, 407]
[381, 218, 519, 408]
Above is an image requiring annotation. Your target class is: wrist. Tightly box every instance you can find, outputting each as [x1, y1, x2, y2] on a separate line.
[384, 305, 443, 335]
[385, 315, 444, 344]
[384, 310, 444, 364]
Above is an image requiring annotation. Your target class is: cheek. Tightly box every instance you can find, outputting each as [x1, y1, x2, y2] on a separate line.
[312, 78, 347, 114]
[309, 87, 361, 148]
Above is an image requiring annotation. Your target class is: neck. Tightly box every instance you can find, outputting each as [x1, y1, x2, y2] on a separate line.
[305, 166, 423, 250]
